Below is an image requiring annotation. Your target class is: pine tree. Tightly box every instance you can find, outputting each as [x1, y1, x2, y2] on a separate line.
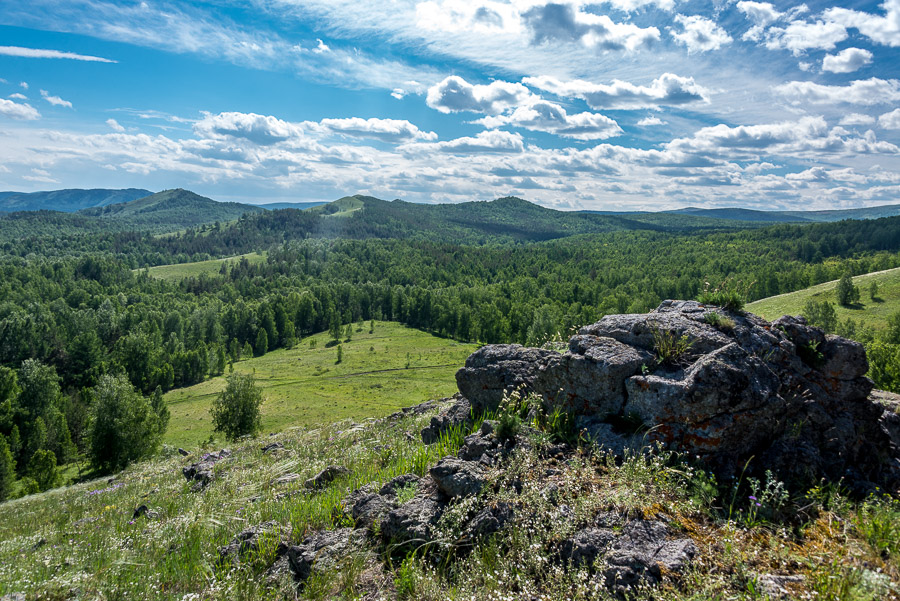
[0, 434, 14, 502]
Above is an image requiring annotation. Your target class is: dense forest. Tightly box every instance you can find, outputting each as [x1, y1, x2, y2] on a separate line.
[3, 195, 900, 497]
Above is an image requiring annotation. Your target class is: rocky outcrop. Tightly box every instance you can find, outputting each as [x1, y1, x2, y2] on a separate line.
[455, 300, 900, 491]
[182, 449, 231, 491]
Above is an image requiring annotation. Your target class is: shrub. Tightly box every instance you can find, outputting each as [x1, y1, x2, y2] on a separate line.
[89, 374, 164, 473]
[651, 325, 694, 365]
[211, 373, 264, 441]
[802, 299, 837, 333]
[836, 273, 859, 307]
[697, 279, 751, 311]
[27, 449, 60, 492]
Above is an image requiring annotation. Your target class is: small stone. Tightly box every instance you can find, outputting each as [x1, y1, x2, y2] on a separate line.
[304, 465, 351, 490]
[430, 457, 485, 498]
[177, 448, 189, 456]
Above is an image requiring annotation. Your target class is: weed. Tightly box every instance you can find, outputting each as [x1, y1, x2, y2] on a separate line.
[854, 495, 900, 559]
[703, 311, 736, 331]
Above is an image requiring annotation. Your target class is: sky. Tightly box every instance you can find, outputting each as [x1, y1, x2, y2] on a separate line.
[0, 0, 899, 210]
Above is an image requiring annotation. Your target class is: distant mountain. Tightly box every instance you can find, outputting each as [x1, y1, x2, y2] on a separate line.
[256, 201, 327, 210]
[79, 188, 264, 230]
[0, 188, 153, 213]
[667, 203, 900, 223]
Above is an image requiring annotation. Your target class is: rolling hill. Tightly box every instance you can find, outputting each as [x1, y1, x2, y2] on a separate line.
[79, 188, 264, 228]
[0, 188, 152, 212]
[256, 201, 327, 210]
[747, 266, 900, 333]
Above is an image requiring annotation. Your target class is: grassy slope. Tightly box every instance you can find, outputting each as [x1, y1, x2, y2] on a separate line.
[143, 251, 268, 281]
[747, 266, 900, 330]
[163, 322, 476, 448]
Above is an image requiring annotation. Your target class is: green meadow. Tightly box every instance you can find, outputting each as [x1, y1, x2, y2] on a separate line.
[163, 322, 477, 448]
[143, 251, 267, 282]
[747, 266, 900, 332]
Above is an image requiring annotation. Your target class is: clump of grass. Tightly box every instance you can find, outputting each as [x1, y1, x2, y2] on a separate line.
[703, 311, 736, 331]
[698, 279, 753, 312]
[651, 324, 694, 365]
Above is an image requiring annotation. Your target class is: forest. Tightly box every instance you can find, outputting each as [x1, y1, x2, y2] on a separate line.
[3, 197, 900, 498]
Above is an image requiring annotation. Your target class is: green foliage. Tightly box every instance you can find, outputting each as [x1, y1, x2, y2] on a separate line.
[854, 496, 900, 559]
[336, 344, 343, 364]
[150, 386, 170, 434]
[27, 448, 60, 492]
[211, 373, 264, 441]
[836, 272, 860, 307]
[870, 280, 880, 301]
[89, 374, 163, 473]
[867, 341, 900, 393]
[651, 325, 694, 365]
[0, 434, 14, 501]
[254, 328, 268, 357]
[886, 310, 900, 344]
[802, 299, 838, 333]
[697, 279, 750, 311]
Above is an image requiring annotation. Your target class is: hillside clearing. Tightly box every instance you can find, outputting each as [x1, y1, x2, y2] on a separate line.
[142, 251, 267, 281]
[747, 266, 900, 331]
[163, 322, 476, 448]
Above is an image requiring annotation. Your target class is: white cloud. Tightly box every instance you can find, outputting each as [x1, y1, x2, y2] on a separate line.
[822, 47, 873, 73]
[409, 130, 525, 154]
[0, 45, 116, 63]
[775, 78, 900, 106]
[637, 115, 666, 126]
[824, 0, 900, 47]
[840, 113, 876, 126]
[521, 2, 661, 51]
[318, 117, 437, 142]
[416, 1, 519, 34]
[8, 93, 27, 100]
[880, 108, 900, 129]
[194, 112, 305, 145]
[20, 82, 28, 90]
[737, 1, 782, 26]
[0, 98, 40, 120]
[670, 14, 733, 53]
[106, 118, 125, 132]
[427, 76, 536, 115]
[524, 73, 709, 109]
[764, 19, 847, 55]
[477, 100, 623, 140]
[40, 90, 73, 108]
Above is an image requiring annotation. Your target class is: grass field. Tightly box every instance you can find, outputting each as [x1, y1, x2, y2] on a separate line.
[163, 321, 476, 448]
[747, 266, 900, 331]
[142, 251, 267, 282]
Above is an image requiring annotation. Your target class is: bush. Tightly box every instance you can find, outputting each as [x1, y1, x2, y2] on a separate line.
[211, 373, 264, 441]
[836, 273, 859, 307]
[89, 374, 164, 473]
[802, 299, 837, 333]
[697, 279, 750, 312]
[27, 449, 60, 492]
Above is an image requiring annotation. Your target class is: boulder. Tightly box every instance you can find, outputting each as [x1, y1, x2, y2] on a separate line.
[381, 495, 444, 548]
[421, 397, 473, 444]
[429, 457, 485, 498]
[219, 521, 289, 565]
[287, 528, 366, 584]
[304, 465, 350, 490]
[455, 345, 561, 412]
[182, 449, 231, 491]
[465, 502, 514, 540]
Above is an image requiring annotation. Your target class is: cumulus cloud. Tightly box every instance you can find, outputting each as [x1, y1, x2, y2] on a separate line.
[0, 98, 40, 120]
[106, 118, 125, 132]
[0, 45, 116, 62]
[824, 0, 900, 47]
[318, 117, 437, 142]
[40, 90, 73, 108]
[8, 93, 27, 100]
[764, 19, 847, 55]
[737, 1, 782, 26]
[20, 82, 28, 90]
[775, 78, 900, 106]
[840, 113, 876, 126]
[521, 2, 660, 51]
[822, 47, 873, 73]
[637, 115, 666, 126]
[880, 108, 900, 129]
[477, 100, 623, 140]
[409, 130, 526, 154]
[524, 73, 709, 109]
[668, 116, 899, 156]
[416, 1, 518, 34]
[194, 112, 306, 145]
[670, 14, 733, 53]
[426, 76, 535, 115]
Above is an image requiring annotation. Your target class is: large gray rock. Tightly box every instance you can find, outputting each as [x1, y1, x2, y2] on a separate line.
[603, 520, 696, 594]
[287, 528, 366, 584]
[182, 449, 231, 491]
[455, 300, 900, 491]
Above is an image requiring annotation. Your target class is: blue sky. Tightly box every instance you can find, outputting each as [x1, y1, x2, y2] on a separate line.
[0, 0, 899, 210]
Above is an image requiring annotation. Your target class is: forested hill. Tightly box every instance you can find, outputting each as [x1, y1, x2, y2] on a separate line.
[0, 188, 152, 213]
[78, 188, 264, 227]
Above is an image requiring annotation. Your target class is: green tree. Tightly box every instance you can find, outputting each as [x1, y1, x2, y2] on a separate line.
[254, 328, 268, 357]
[241, 341, 253, 361]
[802, 299, 838, 333]
[88, 374, 163, 473]
[886, 310, 900, 345]
[211, 373, 264, 440]
[336, 344, 343, 364]
[0, 435, 14, 502]
[869, 280, 880, 301]
[329, 313, 342, 342]
[150, 386, 170, 434]
[344, 323, 353, 342]
[868, 342, 900, 393]
[836, 273, 859, 307]
[27, 448, 60, 492]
